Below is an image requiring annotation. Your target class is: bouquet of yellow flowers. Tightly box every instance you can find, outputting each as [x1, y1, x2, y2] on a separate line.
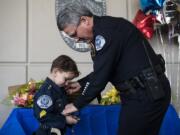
[100, 86, 120, 105]
[9, 79, 44, 107]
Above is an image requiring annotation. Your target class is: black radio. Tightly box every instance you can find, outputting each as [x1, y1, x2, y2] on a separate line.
[141, 68, 165, 101]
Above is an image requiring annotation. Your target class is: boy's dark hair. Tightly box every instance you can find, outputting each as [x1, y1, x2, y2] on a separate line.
[51, 55, 80, 77]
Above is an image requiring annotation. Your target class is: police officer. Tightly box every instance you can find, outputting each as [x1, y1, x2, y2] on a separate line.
[33, 55, 79, 135]
[57, 5, 171, 135]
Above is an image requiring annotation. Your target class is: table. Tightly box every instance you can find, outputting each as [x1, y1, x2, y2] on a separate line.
[0, 104, 180, 135]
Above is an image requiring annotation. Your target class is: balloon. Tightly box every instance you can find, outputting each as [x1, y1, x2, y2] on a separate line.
[140, 0, 165, 12]
[164, 1, 178, 24]
[133, 10, 156, 39]
[156, 0, 166, 7]
[155, 1, 179, 24]
[155, 10, 166, 24]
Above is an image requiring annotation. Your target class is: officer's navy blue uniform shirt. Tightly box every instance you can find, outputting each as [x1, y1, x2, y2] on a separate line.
[33, 77, 67, 130]
[74, 16, 162, 109]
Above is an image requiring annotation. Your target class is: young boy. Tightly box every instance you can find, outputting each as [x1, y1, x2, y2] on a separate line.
[33, 55, 80, 135]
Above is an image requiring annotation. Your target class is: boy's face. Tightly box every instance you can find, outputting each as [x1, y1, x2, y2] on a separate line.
[54, 70, 76, 87]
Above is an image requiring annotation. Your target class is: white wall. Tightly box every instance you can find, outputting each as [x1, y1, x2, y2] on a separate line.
[0, 0, 179, 127]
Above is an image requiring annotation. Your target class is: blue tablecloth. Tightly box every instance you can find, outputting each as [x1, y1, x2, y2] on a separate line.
[0, 104, 180, 135]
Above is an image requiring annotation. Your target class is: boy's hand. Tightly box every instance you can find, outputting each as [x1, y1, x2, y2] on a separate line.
[65, 115, 78, 124]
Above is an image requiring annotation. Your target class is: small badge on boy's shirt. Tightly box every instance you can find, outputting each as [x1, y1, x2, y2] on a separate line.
[40, 110, 47, 118]
[48, 85, 52, 90]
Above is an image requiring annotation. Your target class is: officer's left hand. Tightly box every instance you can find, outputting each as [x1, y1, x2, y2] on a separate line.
[65, 81, 81, 95]
[62, 103, 78, 115]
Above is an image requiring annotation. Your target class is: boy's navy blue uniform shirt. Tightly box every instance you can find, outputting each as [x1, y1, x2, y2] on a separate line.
[33, 77, 67, 131]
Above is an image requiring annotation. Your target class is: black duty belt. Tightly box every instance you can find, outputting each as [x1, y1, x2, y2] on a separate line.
[116, 64, 165, 92]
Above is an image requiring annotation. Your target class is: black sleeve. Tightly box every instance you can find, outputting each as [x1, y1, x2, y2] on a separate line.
[78, 73, 92, 90]
[33, 93, 66, 129]
[74, 31, 121, 109]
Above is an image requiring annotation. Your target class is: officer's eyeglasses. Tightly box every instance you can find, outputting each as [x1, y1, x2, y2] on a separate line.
[65, 19, 87, 42]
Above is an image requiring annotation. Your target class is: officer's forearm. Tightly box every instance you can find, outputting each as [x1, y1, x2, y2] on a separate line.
[73, 86, 102, 109]
[78, 72, 92, 88]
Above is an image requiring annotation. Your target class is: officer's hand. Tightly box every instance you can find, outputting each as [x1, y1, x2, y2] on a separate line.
[65, 115, 78, 125]
[62, 103, 78, 115]
[65, 82, 81, 95]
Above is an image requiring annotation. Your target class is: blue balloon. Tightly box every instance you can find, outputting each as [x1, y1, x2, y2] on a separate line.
[156, 0, 165, 7]
[140, 0, 165, 12]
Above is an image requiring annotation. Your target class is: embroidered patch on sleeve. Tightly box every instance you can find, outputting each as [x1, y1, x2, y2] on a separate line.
[37, 95, 53, 109]
[95, 35, 106, 51]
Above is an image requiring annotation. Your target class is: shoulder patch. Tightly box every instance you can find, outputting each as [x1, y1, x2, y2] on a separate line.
[95, 35, 106, 51]
[37, 95, 53, 109]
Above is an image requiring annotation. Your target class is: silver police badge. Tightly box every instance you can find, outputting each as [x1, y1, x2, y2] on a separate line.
[95, 35, 105, 51]
[37, 95, 53, 109]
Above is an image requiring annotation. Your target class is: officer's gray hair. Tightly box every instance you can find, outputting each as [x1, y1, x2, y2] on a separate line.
[57, 4, 93, 31]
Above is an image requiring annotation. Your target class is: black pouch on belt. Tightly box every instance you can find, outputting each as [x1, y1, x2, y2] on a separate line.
[141, 40, 165, 101]
[141, 68, 165, 101]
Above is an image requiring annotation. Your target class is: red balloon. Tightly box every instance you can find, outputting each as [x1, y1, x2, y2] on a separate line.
[133, 9, 156, 39]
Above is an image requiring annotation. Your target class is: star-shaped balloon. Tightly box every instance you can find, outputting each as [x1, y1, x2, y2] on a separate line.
[140, 0, 165, 12]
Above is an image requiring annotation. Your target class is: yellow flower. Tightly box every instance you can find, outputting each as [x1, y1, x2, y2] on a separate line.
[100, 86, 120, 105]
